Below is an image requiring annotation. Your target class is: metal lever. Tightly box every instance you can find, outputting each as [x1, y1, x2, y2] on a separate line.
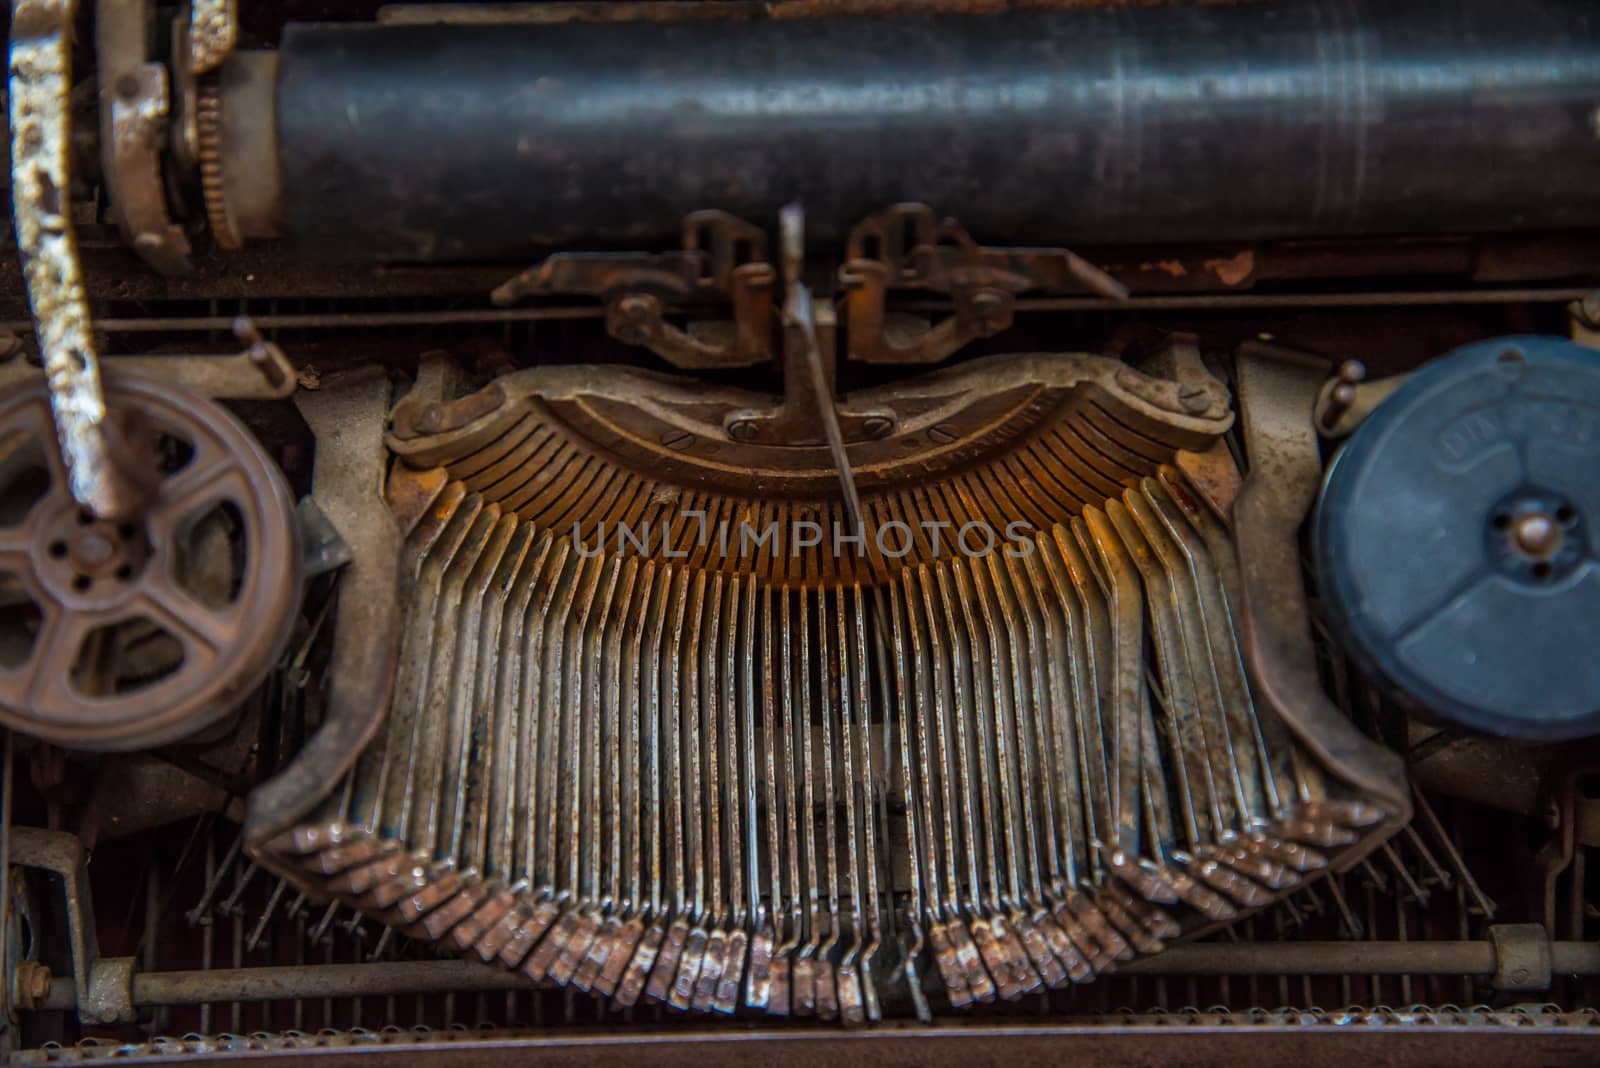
[840, 203, 1130, 365]
[11, 0, 153, 519]
[492, 211, 777, 371]
[780, 203, 865, 538]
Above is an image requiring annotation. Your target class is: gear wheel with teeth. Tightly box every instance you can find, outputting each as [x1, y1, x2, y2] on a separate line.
[196, 75, 242, 251]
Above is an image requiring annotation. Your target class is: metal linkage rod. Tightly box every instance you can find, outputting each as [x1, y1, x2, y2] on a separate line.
[32, 940, 1600, 1013]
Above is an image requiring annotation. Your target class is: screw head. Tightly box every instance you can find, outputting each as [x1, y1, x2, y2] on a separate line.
[727, 419, 760, 442]
[1178, 384, 1212, 414]
[414, 403, 444, 434]
[860, 415, 895, 440]
[609, 293, 661, 346]
[617, 294, 654, 319]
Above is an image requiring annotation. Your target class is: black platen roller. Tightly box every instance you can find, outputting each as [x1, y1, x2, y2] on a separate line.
[275, 0, 1600, 263]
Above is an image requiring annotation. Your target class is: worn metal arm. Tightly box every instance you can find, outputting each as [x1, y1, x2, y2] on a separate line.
[10, 0, 149, 518]
[245, 371, 401, 847]
[1232, 344, 1411, 823]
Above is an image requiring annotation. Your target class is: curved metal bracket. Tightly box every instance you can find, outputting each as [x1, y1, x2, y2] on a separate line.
[839, 203, 1130, 365]
[245, 370, 400, 846]
[1231, 344, 1411, 824]
[1313, 358, 1411, 439]
[493, 211, 775, 370]
[98, 0, 193, 276]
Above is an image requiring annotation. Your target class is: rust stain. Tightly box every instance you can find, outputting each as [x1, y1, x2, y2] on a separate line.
[1141, 259, 1189, 278]
[1204, 250, 1255, 287]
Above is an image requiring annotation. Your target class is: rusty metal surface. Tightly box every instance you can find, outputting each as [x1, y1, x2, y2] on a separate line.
[39, 761, 1542, 1034]
[236, 326, 1406, 1024]
[244, 371, 400, 845]
[12, 960, 51, 1011]
[7, 827, 97, 1022]
[189, 0, 239, 75]
[841, 204, 1129, 365]
[26, 936, 1600, 1014]
[0, 369, 301, 749]
[0, 319, 297, 400]
[1231, 346, 1411, 820]
[384, 352, 1231, 585]
[493, 212, 776, 370]
[1313, 360, 1411, 438]
[96, 0, 194, 276]
[250, 456, 1398, 1020]
[197, 76, 241, 250]
[10, 0, 148, 519]
[13, 1, 1586, 1049]
[204, 52, 284, 244]
[0, 321, 1583, 1059]
[3, 478, 1562, 1050]
[1174, 441, 1243, 524]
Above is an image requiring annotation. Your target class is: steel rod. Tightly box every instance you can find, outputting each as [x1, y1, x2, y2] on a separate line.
[32, 940, 1600, 1012]
[0, 287, 1590, 340]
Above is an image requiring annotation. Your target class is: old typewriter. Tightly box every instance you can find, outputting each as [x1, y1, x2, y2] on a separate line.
[2, 1, 1599, 1063]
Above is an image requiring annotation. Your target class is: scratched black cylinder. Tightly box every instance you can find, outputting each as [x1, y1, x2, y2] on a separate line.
[274, 0, 1600, 262]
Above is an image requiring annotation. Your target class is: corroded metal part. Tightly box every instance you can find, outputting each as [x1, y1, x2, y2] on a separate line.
[10, 0, 148, 519]
[1313, 359, 1412, 438]
[241, 343, 1401, 1018]
[8, 828, 99, 1022]
[188, 0, 239, 75]
[0, 318, 297, 400]
[1232, 344, 1412, 825]
[386, 352, 1233, 585]
[98, 0, 194, 275]
[245, 371, 399, 845]
[194, 50, 282, 244]
[249, 444, 1399, 1016]
[493, 211, 776, 370]
[0, 368, 301, 749]
[196, 74, 240, 249]
[840, 203, 1130, 365]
